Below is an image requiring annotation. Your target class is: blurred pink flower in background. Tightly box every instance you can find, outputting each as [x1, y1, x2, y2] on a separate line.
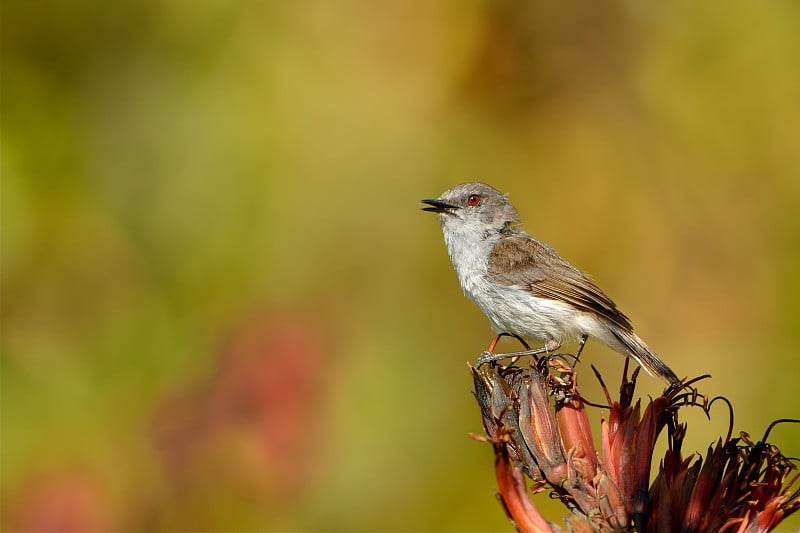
[6, 471, 112, 532]
[151, 309, 333, 513]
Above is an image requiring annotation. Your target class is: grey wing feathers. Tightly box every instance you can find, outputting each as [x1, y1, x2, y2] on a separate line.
[487, 235, 633, 331]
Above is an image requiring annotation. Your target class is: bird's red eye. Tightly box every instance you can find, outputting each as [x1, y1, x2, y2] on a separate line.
[467, 194, 481, 206]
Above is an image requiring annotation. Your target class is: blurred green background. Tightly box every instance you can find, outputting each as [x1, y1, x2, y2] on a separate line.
[3, 1, 800, 531]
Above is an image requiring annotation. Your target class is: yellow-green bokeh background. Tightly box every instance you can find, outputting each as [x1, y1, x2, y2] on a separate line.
[3, 1, 800, 530]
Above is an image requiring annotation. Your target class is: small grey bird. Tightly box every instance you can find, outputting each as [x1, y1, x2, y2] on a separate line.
[422, 182, 680, 384]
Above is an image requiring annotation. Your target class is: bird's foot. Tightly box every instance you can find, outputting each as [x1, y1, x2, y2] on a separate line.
[476, 350, 505, 366]
[476, 345, 555, 367]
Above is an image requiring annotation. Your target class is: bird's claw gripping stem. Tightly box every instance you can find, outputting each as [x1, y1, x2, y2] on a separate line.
[476, 342, 561, 366]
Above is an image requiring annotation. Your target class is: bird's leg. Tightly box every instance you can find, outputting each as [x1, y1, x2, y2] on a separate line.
[573, 334, 588, 362]
[477, 338, 559, 366]
[547, 335, 589, 369]
[485, 332, 531, 353]
[486, 334, 502, 353]
[477, 334, 507, 366]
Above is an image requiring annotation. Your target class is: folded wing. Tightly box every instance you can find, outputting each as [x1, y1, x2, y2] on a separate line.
[487, 234, 633, 332]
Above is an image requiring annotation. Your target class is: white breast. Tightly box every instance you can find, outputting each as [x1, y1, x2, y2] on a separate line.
[440, 220, 591, 345]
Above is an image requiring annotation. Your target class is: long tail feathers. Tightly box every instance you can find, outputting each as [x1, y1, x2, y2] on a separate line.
[611, 328, 680, 385]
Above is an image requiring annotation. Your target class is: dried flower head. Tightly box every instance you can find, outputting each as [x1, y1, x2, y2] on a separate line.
[471, 357, 799, 532]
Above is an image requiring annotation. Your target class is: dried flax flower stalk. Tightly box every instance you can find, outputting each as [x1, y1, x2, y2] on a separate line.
[471, 357, 800, 533]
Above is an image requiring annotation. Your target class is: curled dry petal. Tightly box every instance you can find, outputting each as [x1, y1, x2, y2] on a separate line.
[519, 366, 567, 485]
[494, 440, 554, 533]
[556, 392, 598, 479]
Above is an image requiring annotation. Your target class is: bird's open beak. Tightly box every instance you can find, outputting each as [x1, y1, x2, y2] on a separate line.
[421, 198, 458, 213]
